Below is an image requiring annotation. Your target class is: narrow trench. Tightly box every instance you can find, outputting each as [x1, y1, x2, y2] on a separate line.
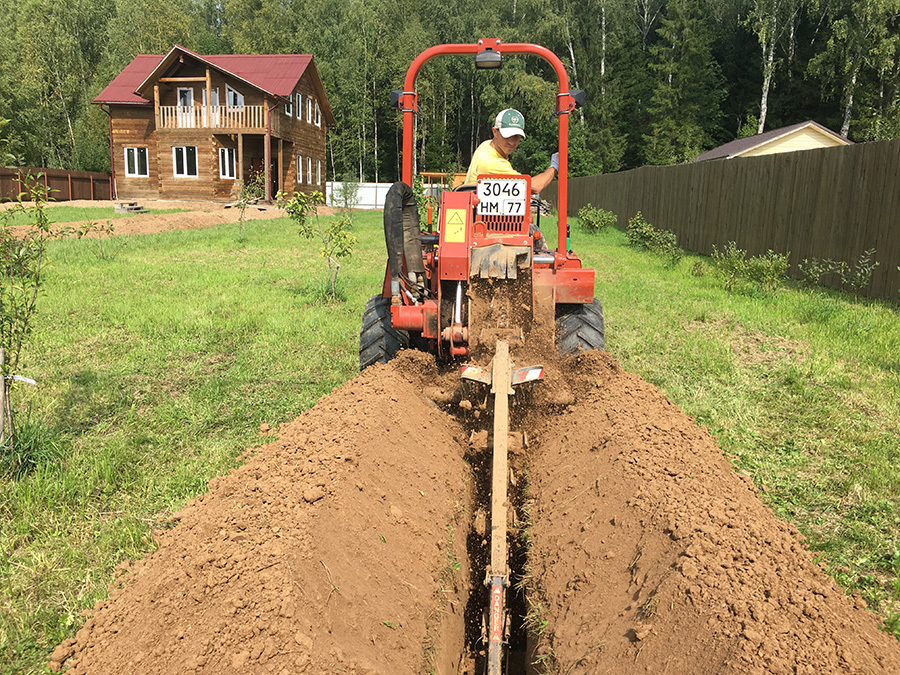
[451, 383, 536, 674]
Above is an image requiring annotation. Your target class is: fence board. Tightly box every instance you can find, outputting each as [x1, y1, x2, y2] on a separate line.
[548, 139, 900, 301]
[0, 167, 111, 202]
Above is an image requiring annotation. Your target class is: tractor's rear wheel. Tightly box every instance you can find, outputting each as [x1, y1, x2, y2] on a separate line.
[359, 295, 409, 371]
[556, 299, 605, 356]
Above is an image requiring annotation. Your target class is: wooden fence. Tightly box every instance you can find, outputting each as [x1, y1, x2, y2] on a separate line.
[0, 167, 112, 202]
[548, 139, 900, 300]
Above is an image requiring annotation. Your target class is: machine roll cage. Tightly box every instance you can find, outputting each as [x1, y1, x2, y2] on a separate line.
[392, 38, 583, 255]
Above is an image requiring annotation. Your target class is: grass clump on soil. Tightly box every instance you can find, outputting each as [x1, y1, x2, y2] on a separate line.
[570, 214, 900, 637]
[0, 211, 386, 674]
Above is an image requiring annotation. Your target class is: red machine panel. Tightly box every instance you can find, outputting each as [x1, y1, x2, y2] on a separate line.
[438, 191, 475, 281]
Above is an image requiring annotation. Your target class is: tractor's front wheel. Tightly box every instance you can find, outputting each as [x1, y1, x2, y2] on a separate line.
[359, 295, 409, 371]
[556, 298, 606, 356]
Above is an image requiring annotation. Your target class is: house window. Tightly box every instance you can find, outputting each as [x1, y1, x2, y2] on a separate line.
[317, 159, 322, 185]
[315, 102, 321, 127]
[226, 86, 244, 107]
[306, 97, 312, 123]
[296, 94, 302, 118]
[124, 147, 148, 177]
[173, 146, 198, 177]
[219, 148, 236, 179]
[307, 157, 312, 184]
[296, 155, 303, 183]
[285, 98, 293, 116]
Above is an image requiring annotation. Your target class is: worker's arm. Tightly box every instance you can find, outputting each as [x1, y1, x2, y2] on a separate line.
[531, 166, 556, 193]
[530, 152, 559, 193]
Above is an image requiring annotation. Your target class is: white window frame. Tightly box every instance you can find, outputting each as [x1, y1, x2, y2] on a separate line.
[284, 97, 293, 116]
[307, 157, 312, 184]
[124, 147, 149, 177]
[172, 146, 198, 178]
[226, 85, 244, 107]
[306, 96, 312, 123]
[295, 93, 302, 118]
[219, 147, 236, 179]
[296, 155, 303, 183]
[315, 102, 321, 127]
[316, 159, 322, 185]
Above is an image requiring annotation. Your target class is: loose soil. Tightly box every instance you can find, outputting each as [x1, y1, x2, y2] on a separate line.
[47, 205, 900, 672]
[49, 349, 900, 674]
[1, 199, 337, 238]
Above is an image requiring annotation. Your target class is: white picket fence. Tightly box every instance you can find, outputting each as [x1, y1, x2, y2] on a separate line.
[326, 181, 446, 209]
[325, 182, 392, 210]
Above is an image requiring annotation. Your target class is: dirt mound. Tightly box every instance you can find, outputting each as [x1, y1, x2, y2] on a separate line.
[526, 352, 900, 674]
[49, 347, 900, 674]
[50, 353, 471, 674]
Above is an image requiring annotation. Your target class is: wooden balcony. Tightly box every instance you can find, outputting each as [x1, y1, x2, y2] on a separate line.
[157, 105, 267, 131]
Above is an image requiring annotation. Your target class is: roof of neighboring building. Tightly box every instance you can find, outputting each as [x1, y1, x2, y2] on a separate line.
[94, 45, 334, 124]
[694, 121, 851, 162]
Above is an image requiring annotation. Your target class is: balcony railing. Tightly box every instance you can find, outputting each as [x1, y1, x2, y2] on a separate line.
[157, 105, 267, 130]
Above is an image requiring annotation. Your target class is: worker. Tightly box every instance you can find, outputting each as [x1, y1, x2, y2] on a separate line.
[464, 108, 559, 193]
[465, 108, 557, 249]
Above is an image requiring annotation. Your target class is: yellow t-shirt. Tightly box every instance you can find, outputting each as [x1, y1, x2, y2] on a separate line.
[464, 139, 518, 184]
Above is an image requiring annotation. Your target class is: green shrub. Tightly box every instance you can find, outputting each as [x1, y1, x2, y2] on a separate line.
[799, 257, 839, 286]
[577, 204, 617, 234]
[799, 249, 879, 299]
[744, 250, 790, 292]
[712, 241, 789, 293]
[626, 211, 656, 249]
[844, 248, 879, 296]
[626, 211, 683, 266]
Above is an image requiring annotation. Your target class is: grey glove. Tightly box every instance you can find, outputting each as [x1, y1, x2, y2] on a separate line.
[550, 152, 560, 172]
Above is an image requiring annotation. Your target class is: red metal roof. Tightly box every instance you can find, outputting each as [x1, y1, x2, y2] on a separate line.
[94, 47, 316, 107]
[205, 54, 312, 100]
[93, 55, 160, 105]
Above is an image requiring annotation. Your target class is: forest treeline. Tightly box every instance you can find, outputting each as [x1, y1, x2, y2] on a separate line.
[0, 0, 898, 183]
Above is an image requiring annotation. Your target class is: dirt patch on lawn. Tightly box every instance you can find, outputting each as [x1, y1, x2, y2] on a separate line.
[49, 347, 900, 673]
[3, 199, 339, 238]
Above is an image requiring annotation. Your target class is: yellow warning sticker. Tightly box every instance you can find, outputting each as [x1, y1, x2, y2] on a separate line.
[444, 209, 467, 242]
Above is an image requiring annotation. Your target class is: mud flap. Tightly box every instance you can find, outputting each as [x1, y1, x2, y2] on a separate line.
[470, 244, 532, 280]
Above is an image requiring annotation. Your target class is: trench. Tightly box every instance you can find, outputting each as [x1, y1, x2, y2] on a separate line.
[436, 379, 538, 675]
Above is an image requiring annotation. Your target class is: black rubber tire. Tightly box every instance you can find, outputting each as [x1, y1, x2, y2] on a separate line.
[556, 298, 606, 356]
[359, 295, 409, 371]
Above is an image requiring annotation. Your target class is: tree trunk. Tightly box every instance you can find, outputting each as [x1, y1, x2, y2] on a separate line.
[758, 15, 777, 134]
[372, 78, 379, 183]
[565, 19, 585, 126]
[841, 64, 859, 138]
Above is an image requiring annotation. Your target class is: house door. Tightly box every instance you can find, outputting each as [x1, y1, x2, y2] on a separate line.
[202, 88, 220, 127]
[178, 88, 194, 128]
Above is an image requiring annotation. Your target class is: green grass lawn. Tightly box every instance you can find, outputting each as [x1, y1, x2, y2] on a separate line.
[0, 205, 187, 227]
[0, 209, 898, 673]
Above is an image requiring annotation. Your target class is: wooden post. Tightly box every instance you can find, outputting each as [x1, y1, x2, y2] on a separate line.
[237, 133, 244, 184]
[277, 139, 283, 196]
[90, 175, 94, 200]
[205, 68, 212, 128]
[67, 173, 72, 201]
[264, 104, 271, 203]
[154, 85, 160, 127]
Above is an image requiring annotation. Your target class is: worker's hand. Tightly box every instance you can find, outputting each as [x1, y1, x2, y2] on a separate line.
[550, 152, 560, 172]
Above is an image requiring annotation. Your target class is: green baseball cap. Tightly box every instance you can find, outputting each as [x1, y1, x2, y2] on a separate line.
[494, 108, 526, 138]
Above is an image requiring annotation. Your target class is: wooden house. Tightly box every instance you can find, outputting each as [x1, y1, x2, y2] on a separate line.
[94, 45, 335, 202]
[694, 121, 851, 162]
